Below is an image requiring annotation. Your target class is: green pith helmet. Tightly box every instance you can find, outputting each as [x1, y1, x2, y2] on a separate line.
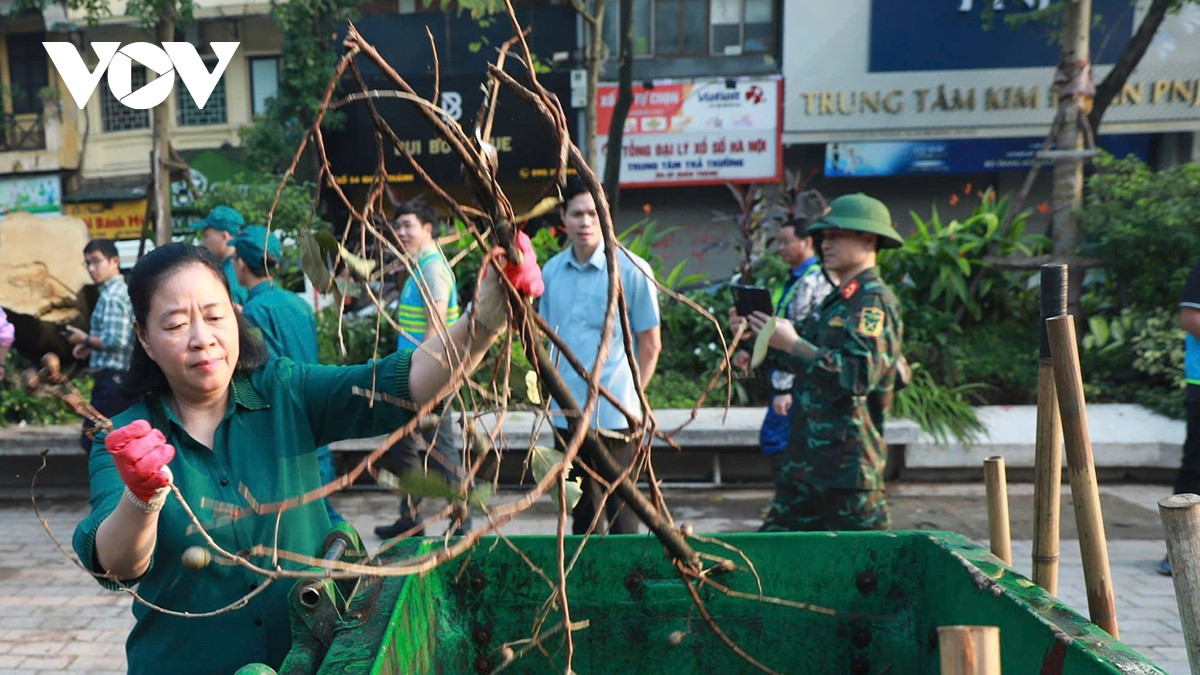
[809, 193, 904, 249]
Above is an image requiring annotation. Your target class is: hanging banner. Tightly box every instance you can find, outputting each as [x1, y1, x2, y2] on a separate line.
[0, 173, 61, 215]
[824, 134, 1150, 177]
[783, 1, 1200, 142]
[64, 199, 149, 240]
[596, 76, 782, 188]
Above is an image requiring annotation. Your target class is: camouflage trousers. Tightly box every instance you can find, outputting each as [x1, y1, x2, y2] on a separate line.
[759, 479, 891, 532]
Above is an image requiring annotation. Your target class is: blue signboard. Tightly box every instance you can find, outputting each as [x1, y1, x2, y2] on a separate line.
[824, 135, 1149, 177]
[869, 0, 1133, 72]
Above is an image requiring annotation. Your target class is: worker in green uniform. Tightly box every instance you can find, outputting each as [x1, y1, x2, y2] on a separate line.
[231, 225, 341, 523]
[73, 237, 542, 675]
[741, 193, 904, 531]
[192, 205, 248, 306]
[231, 226, 318, 363]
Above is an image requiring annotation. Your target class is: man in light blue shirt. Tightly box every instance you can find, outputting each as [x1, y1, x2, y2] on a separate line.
[538, 178, 661, 534]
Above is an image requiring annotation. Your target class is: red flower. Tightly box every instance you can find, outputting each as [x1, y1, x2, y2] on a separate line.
[964, 183, 973, 195]
[642, 203, 652, 216]
[1036, 202, 1051, 214]
[949, 194, 960, 206]
[984, 192, 995, 203]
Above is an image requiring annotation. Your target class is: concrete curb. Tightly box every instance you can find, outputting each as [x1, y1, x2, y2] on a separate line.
[3, 404, 1183, 471]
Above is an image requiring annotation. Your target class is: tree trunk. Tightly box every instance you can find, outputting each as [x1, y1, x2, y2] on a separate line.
[153, 11, 175, 246]
[602, 0, 632, 212]
[1050, 0, 1090, 316]
[583, 0, 606, 167]
[1089, 0, 1174, 134]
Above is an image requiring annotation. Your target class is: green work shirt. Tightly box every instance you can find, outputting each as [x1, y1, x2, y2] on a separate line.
[243, 280, 318, 364]
[224, 256, 249, 306]
[73, 350, 417, 675]
[771, 267, 903, 490]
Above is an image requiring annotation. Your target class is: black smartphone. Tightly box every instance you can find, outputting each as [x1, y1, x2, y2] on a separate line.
[732, 284, 774, 317]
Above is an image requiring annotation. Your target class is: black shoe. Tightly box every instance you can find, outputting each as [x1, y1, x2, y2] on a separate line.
[1158, 556, 1173, 576]
[374, 519, 424, 539]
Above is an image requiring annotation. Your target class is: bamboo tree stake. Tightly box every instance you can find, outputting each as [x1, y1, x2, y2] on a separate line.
[938, 625, 1001, 675]
[1158, 493, 1200, 674]
[1046, 315, 1119, 638]
[984, 456, 1012, 565]
[1033, 263, 1066, 594]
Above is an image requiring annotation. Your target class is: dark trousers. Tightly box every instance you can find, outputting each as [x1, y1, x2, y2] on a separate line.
[556, 429, 639, 535]
[80, 370, 135, 452]
[379, 414, 470, 534]
[1175, 401, 1200, 495]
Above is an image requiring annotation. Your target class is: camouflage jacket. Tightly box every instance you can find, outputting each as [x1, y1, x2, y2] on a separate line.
[771, 267, 903, 489]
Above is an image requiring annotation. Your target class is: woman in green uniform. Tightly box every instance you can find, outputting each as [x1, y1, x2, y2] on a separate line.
[73, 240, 539, 674]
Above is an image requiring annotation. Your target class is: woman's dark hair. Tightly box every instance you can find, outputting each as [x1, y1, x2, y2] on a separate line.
[120, 243, 269, 400]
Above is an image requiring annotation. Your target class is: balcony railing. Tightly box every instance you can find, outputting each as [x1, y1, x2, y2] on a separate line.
[0, 112, 46, 152]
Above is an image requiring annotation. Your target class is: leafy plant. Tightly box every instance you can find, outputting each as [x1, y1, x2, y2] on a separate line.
[880, 186, 1046, 391]
[891, 362, 986, 445]
[239, 0, 363, 177]
[1079, 307, 1185, 419]
[1078, 153, 1200, 310]
[316, 305, 398, 365]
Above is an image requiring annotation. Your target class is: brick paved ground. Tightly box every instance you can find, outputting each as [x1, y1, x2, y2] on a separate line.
[0, 484, 1187, 674]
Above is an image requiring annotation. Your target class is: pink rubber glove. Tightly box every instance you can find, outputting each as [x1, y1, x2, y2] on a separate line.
[496, 230, 544, 298]
[105, 420, 175, 503]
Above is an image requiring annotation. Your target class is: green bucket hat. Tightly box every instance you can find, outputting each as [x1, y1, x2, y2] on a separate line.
[191, 205, 245, 236]
[810, 193, 904, 249]
[232, 225, 283, 274]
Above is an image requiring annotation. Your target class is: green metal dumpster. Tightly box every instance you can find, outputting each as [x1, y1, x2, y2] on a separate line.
[270, 531, 1166, 674]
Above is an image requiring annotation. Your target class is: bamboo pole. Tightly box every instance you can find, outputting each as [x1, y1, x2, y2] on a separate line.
[984, 456, 1012, 565]
[1158, 494, 1200, 673]
[1046, 315, 1118, 638]
[938, 625, 1001, 675]
[1033, 264, 1066, 594]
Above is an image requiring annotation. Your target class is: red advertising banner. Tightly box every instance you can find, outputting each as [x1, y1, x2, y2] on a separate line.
[595, 76, 782, 188]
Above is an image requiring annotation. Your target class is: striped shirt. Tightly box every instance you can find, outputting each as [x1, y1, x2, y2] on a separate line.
[89, 275, 134, 372]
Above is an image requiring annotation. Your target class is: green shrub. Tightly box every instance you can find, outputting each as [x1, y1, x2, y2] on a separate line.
[317, 306, 398, 365]
[892, 362, 986, 445]
[1078, 154, 1200, 309]
[949, 319, 1040, 404]
[1079, 307, 1184, 419]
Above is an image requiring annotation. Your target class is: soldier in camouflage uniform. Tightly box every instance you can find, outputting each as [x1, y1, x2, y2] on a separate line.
[743, 193, 904, 531]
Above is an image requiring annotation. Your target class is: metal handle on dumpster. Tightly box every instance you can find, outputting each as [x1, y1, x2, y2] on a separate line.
[298, 536, 352, 609]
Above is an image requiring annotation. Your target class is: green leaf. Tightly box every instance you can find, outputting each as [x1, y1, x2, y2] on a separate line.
[750, 316, 776, 369]
[339, 247, 378, 278]
[529, 445, 582, 510]
[313, 230, 339, 253]
[377, 469, 491, 508]
[298, 232, 333, 292]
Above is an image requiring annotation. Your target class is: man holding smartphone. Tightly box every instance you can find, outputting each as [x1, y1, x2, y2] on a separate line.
[64, 239, 135, 451]
[739, 193, 904, 532]
[733, 217, 834, 481]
